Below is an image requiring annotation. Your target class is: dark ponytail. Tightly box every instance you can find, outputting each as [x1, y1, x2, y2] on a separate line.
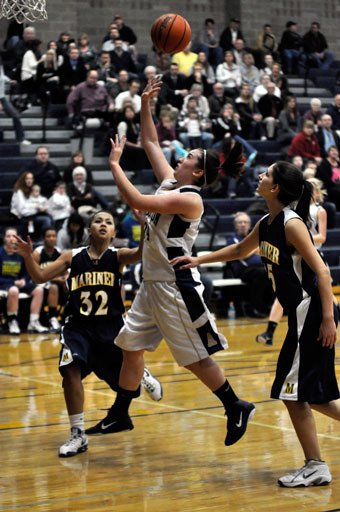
[195, 138, 245, 187]
[271, 161, 313, 223]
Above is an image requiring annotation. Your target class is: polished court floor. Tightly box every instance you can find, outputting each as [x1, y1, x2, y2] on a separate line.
[0, 316, 340, 512]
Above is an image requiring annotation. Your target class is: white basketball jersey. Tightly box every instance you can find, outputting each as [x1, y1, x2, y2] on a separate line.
[142, 180, 202, 282]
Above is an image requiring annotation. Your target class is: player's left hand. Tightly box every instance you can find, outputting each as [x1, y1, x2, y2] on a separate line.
[132, 208, 145, 224]
[109, 134, 126, 166]
[169, 255, 199, 269]
[142, 75, 162, 100]
[318, 317, 337, 348]
[13, 234, 34, 257]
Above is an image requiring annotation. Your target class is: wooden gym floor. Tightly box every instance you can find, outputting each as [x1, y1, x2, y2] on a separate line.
[0, 316, 340, 512]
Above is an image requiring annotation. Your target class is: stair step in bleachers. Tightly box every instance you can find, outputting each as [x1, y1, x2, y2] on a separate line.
[3, 129, 74, 142]
[0, 143, 20, 156]
[290, 86, 331, 97]
[288, 78, 314, 87]
[308, 68, 338, 79]
[203, 198, 257, 215]
[20, 142, 72, 154]
[0, 117, 59, 128]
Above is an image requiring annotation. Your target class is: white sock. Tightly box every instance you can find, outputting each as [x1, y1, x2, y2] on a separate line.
[70, 413, 85, 432]
[29, 313, 39, 323]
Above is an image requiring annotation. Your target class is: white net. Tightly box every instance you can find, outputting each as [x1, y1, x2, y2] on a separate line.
[0, 0, 47, 23]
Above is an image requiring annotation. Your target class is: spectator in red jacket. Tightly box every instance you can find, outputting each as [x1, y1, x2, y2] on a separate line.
[287, 119, 322, 164]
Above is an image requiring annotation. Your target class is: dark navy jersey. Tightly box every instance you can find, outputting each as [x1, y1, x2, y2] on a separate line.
[35, 245, 61, 268]
[258, 207, 318, 309]
[65, 246, 124, 320]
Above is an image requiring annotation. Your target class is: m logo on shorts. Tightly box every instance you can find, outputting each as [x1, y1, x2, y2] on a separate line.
[285, 382, 294, 394]
[60, 347, 73, 366]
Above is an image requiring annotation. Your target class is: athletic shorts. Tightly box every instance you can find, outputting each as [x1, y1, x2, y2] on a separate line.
[59, 316, 124, 391]
[0, 282, 37, 294]
[271, 295, 340, 404]
[115, 280, 228, 366]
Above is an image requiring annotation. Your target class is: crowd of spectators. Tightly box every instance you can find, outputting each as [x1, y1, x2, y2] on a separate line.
[1, 15, 340, 223]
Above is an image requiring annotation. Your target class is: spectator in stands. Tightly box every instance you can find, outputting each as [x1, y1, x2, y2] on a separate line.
[108, 37, 137, 74]
[258, 81, 284, 139]
[155, 112, 184, 164]
[57, 31, 75, 58]
[171, 42, 198, 77]
[219, 18, 244, 52]
[326, 94, 340, 132]
[102, 26, 129, 54]
[215, 50, 242, 99]
[177, 96, 213, 149]
[112, 14, 137, 46]
[253, 73, 281, 103]
[77, 33, 97, 70]
[235, 83, 264, 139]
[27, 146, 62, 198]
[20, 38, 43, 105]
[66, 69, 115, 127]
[224, 211, 273, 317]
[160, 62, 188, 110]
[58, 46, 87, 100]
[94, 51, 117, 95]
[316, 145, 340, 210]
[277, 95, 302, 149]
[316, 113, 340, 158]
[303, 97, 323, 131]
[0, 227, 48, 334]
[302, 22, 334, 70]
[117, 104, 150, 170]
[10, 171, 34, 228]
[47, 181, 73, 230]
[46, 40, 64, 66]
[109, 68, 130, 99]
[231, 38, 248, 67]
[32, 227, 67, 333]
[114, 78, 141, 113]
[181, 83, 210, 118]
[186, 61, 211, 98]
[193, 18, 224, 67]
[260, 54, 274, 76]
[208, 81, 234, 119]
[240, 53, 260, 92]
[211, 102, 241, 147]
[23, 183, 53, 239]
[0, 61, 30, 145]
[254, 24, 278, 67]
[57, 212, 88, 250]
[8, 26, 37, 79]
[278, 21, 302, 74]
[66, 166, 97, 214]
[287, 119, 322, 163]
[270, 62, 289, 99]
[36, 48, 62, 105]
[196, 51, 216, 86]
[63, 150, 94, 185]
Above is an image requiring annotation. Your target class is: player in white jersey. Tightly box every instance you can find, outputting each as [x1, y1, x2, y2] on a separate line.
[86, 76, 255, 447]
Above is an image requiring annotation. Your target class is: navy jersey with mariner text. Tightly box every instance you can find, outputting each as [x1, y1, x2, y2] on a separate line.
[66, 246, 124, 320]
[258, 207, 317, 310]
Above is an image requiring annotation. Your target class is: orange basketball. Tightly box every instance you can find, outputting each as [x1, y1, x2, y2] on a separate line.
[151, 13, 191, 54]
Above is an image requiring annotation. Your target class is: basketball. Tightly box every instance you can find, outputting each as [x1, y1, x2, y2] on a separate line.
[151, 13, 191, 54]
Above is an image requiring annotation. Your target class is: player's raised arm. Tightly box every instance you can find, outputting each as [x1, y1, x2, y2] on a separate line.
[170, 223, 260, 269]
[140, 76, 174, 183]
[14, 234, 71, 283]
[117, 209, 145, 267]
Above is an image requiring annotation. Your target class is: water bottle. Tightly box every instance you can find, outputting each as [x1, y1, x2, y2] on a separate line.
[228, 302, 236, 320]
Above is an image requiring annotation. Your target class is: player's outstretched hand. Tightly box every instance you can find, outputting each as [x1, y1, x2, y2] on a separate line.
[169, 255, 200, 269]
[109, 134, 126, 167]
[13, 234, 33, 257]
[318, 318, 337, 349]
[142, 75, 163, 100]
[132, 209, 145, 224]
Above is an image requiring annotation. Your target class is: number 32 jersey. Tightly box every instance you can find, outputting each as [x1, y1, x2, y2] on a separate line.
[65, 246, 124, 320]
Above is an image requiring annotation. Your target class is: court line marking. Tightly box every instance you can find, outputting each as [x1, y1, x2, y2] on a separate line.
[0, 371, 339, 441]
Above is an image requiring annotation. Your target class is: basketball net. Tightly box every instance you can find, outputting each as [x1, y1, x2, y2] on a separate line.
[0, 0, 47, 23]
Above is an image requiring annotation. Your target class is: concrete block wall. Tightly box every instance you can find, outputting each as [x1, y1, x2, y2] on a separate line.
[0, 0, 339, 60]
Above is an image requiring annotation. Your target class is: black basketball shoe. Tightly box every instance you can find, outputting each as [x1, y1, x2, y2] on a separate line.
[85, 412, 134, 435]
[225, 400, 256, 446]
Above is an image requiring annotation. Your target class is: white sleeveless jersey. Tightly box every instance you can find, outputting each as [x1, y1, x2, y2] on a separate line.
[142, 180, 202, 282]
[308, 202, 322, 249]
